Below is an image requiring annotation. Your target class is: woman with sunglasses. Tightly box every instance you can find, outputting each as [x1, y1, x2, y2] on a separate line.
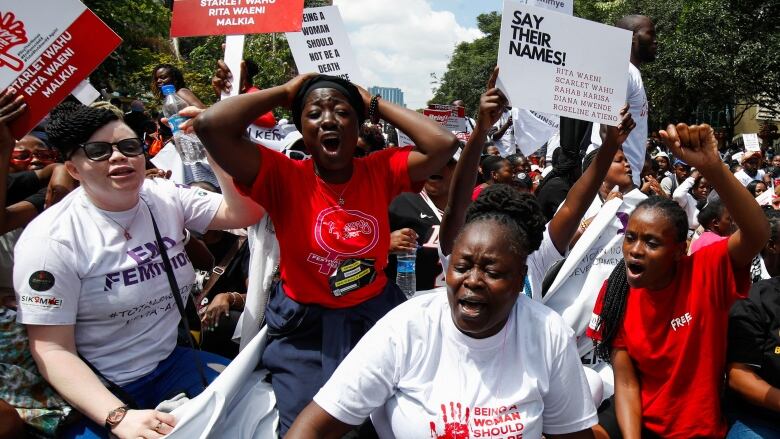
[13, 103, 264, 439]
[10, 134, 60, 173]
[194, 73, 458, 434]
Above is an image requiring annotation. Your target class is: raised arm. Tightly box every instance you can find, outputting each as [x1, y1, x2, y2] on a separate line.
[547, 108, 634, 254]
[364, 90, 458, 182]
[194, 74, 313, 187]
[439, 67, 505, 256]
[660, 123, 769, 268]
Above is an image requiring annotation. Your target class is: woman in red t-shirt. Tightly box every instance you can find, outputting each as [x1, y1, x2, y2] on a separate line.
[589, 123, 769, 438]
[193, 73, 459, 434]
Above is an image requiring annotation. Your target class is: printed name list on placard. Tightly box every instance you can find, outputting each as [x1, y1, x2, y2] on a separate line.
[0, 0, 121, 139]
[496, 2, 631, 126]
[285, 6, 362, 84]
[170, 0, 304, 37]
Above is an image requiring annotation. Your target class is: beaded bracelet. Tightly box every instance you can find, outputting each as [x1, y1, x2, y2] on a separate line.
[368, 94, 381, 125]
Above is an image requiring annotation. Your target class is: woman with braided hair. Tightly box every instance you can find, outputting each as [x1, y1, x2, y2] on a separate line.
[587, 123, 769, 438]
[287, 183, 598, 438]
[13, 102, 264, 439]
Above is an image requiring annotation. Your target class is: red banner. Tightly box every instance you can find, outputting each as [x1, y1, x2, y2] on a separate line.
[170, 0, 304, 37]
[6, 9, 121, 139]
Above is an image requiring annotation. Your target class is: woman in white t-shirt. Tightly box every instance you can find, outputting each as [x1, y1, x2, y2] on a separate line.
[13, 103, 264, 439]
[287, 184, 598, 438]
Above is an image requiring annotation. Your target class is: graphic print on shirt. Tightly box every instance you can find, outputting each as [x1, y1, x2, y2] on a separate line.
[103, 236, 183, 291]
[308, 206, 379, 274]
[429, 402, 526, 439]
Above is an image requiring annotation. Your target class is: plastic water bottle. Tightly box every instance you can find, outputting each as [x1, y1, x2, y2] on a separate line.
[396, 252, 416, 299]
[160, 84, 206, 164]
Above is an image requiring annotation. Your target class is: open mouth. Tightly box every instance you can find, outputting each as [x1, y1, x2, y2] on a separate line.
[321, 136, 340, 152]
[428, 174, 443, 181]
[626, 261, 645, 277]
[458, 296, 486, 318]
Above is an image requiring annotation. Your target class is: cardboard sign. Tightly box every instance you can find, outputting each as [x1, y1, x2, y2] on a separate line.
[520, 0, 573, 15]
[743, 133, 760, 152]
[497, 2, 631, 126]
[285, 6, 361, 83]
[396, 129, 414, 147]
[423, 104, 466, 132]
[0, 0, 121, 139]
[170, 0, 303, 37]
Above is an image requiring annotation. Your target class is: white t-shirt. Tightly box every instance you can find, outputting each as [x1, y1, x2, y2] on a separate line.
[493, 108, 516, 157]
[14, 179, 221, 385]
[590, 63, 648, 188]
[314, 293, 597, 438]
[440, 227, 564, 300]
[734, 169, 765, 187]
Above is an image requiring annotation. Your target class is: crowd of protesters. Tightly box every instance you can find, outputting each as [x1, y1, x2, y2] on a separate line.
[0, 11, 779, 439]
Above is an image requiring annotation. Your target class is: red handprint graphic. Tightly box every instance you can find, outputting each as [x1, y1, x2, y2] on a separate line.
[430, 401, 471, 439]
[0, 11, 28, 72]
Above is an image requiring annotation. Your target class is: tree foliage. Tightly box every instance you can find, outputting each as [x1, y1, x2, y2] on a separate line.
[430, 0, 780, 135]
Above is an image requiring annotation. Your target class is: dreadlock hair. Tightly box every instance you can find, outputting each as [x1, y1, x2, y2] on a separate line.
[151, 64, 187, 99]
[46, 102, 119, 159]
[594, 196, 688, 362]
[463, 184, 546, 259]
[767, 209, 780, 244]
[480, 155, 509, 183]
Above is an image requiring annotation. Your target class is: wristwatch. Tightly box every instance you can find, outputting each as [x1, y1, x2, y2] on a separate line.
[104, 405, 128, 430]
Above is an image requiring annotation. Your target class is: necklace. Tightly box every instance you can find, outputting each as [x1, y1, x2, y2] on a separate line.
[101, 203, 141, 240]
[316, 172, 352, 206]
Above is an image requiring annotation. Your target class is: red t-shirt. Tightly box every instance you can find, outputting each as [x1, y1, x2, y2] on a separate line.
[245, 86, 277, 128]
[471, 184, 485, 201]
[591, 240, 749, 438]
[237, 146, 419, 308]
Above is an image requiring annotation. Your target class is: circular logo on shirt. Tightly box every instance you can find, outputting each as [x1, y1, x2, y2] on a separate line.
[28, 271, 55, 291]
[314, 206, 380, 257]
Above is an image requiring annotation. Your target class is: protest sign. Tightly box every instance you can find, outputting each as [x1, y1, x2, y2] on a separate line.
[423, 104, 466, 132]
[285, 6, 362, 83]
[519, 0, 573, 15]
[221, 35, 245, 99]
[497, 2, 631, 126]
[0, 0, 121, 139]
[246, 123, 293, 151]
[71, 80, 100, 105]
[512, 108, 559, 155]
[170, 0, 303, 37]
[743, 133, 760, 152]
[396, 129, 414, 147]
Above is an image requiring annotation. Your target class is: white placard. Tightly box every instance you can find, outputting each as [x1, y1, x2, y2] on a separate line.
[221, 34, 245, 100]
[396, 129, 414, 147]
[513, 108, 559, 155]
[71, 79, 100, 105]
[497, 2, 632, 126]
[285, 6, 362, 84]
[743, 133, 760, 152]
[520, 0, 573, 15]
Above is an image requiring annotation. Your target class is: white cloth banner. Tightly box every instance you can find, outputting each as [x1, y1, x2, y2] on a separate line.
[285, 6, 362, 84]
[245, 123, 294, 152]
[541, 189, 646, 400]
[543, 189, 647, 356]
[497, 2, 632, 126]
[512, 108, 559, 155]
[167, 327, 278, 438]
[233, 214, 280, 350]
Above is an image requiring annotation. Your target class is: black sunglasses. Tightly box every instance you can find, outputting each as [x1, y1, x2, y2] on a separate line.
[72, 138, 144, 161]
